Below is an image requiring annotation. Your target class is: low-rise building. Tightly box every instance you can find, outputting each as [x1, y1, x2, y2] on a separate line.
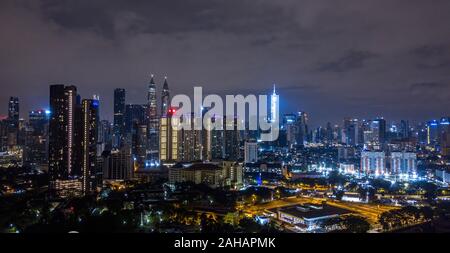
[435, 168, 450, 184]
[361, 151, 386, 176]
[389, 151, 417, 176]
[168, 162, 243, 189]
[270, 203, 352, 231]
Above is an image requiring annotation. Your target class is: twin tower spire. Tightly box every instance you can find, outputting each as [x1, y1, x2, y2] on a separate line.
[148, 74, 170, 117]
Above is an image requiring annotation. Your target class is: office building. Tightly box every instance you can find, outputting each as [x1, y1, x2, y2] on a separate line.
[224, 116, 241, 161]
[168, 162, 242, 189]
[296, 112, 309, 145]
[26, 109, 50, 167]
[124, 104, 148, 134]
[131, 122, 147, 169]
[179, 113, 203, 161]
[343, 118, 358, 146]
[7, 97, 19, 146]
[244, 141, 258, 163]
[147, 75, 159, 161]
[161, 77, 170, 117]
[101, 148, 134, 181]
[113, 88, 125, 148]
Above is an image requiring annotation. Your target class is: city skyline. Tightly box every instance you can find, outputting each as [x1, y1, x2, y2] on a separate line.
[1, 0, 450, 126]
[1, 1, 450, 236]
[0, 78, 448, 129]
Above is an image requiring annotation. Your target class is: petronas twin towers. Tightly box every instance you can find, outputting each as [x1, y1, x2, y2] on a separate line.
[147, 74, 171, 118]
[147, 75, 170, 160]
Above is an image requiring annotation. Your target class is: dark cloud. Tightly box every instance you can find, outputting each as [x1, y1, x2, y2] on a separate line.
[38, 0, 297, 38]
[249, 36, 279, 47]
[1, 0, 450, 126]
[417, 61, 450, 70]
[317, 50, 376, 73]
[411, 44, 450, 69]
[412, 45, 447, 58]
[410, 81, 449, 91]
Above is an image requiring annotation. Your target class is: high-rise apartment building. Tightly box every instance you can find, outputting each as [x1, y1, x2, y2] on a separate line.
[81, 99, 99, 195]
[244, 140, 258, 163]
[48, 85, 82, 196]
[159, 108, 180, 162]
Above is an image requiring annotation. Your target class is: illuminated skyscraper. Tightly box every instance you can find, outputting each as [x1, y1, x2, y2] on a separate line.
[7, 97, 19, 146]
[224, 116, 241, 161]
[372, 118, 386, 144]
[113, 88, 126, 148]
[425, 118, 450, 150]
[201, 108, 224, 161]
[244, 140, 258, 163]
[296, 112, 309, 145]
[97, 119, 112, 155]
[8, 96, 19, 126]
[147, 74, 159, 161]
[438, 118, 450, 155]
[204, 115, 225, 160]
[159, 108, 180, 162]
[48, 85, 82, 196]
[26, 109, 50, 166]
[161, 77, 170, 117]
[101, 148, 133, 181]
[179, 113, 203, 161]
[399, 120, 411, 139]
[124, 104, 148, 133]
[81, 99, 99, 195]
[343, 118, 358, 146]
[131, 122, 148, 169]
[270, 84, 278, 123]
[282, 114, 297, 146]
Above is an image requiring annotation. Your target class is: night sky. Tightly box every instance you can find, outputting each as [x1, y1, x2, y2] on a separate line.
[1, 0, 449, 127]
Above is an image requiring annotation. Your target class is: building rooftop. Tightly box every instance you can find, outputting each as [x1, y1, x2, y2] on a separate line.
[171, 162, 222, 171]
[244, 162, 282, 168]
[272, 203, 352, 221]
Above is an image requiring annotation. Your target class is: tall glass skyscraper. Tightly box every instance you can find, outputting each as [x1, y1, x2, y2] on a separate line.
[147, 74, 159, 162]
[8, 96, 19, 127]
[113, 88, 126, 148]
[161, 77, 170, 117]
[7, 96, 19, 146]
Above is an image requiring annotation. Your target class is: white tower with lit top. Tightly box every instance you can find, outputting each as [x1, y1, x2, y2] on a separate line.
[270, 84, 278, 123]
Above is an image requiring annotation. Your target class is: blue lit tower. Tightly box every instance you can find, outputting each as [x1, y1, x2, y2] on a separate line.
[270, 84, 278, 123]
